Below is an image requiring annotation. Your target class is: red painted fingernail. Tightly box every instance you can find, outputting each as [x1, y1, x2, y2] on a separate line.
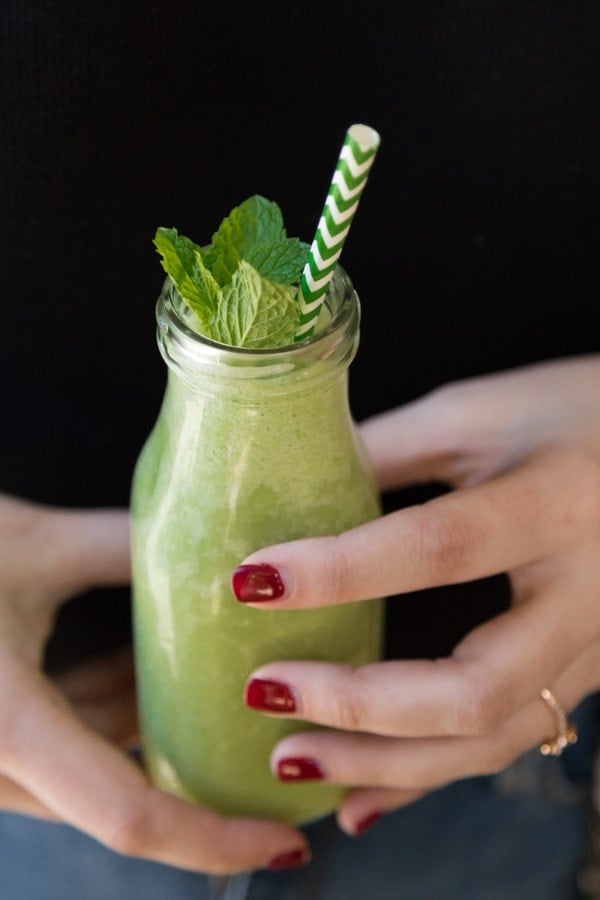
[246, 678, 297, 713]
[266, 847, 310, 870]
[354, 811, 383, 836]
[232, 564, 285, 603]
[277, 757, 325, 782]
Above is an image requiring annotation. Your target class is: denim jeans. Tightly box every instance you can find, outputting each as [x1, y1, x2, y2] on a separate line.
[0, 698, 595, 900]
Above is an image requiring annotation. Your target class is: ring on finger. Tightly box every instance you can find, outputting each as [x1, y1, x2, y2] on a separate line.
[539, 688, 578, 756]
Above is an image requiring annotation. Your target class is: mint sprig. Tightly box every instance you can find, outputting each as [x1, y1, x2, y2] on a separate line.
[213, 261, 298, 348]
[153, 228, 220, 330]
[154, 196, 308, 348]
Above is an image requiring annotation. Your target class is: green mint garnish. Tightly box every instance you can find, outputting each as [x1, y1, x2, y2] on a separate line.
[212, 260, 298, 348]
[152, 228, 220, 330]
[153, 196, 309, 348]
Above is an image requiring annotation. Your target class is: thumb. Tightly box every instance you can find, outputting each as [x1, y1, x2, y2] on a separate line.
[358, 392, 461, 491]
[45, 507, 131, 600]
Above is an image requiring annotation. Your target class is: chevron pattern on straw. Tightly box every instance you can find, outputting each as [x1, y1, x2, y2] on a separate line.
[294, 124, 380, 341]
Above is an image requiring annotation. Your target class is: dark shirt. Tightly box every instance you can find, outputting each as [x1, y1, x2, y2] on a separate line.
[1, 1, 599, 667]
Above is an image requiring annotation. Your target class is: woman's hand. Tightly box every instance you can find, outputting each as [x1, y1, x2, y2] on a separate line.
[234, 355, 600, 836]
[0, 494, 308, 873]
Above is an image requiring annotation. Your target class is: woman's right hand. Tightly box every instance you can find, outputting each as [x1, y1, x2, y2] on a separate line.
[234, 355, 600, 834]
[0, 493, 308, 874]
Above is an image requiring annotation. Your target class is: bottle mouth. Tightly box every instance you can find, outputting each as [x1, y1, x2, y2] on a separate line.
[156, 266, 360, 384]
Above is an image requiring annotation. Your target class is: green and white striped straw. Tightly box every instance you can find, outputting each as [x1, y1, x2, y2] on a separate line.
[294, 123, 380, 342]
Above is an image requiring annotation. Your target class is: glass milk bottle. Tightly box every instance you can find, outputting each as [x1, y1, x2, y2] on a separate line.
[131, 268, 383, 824]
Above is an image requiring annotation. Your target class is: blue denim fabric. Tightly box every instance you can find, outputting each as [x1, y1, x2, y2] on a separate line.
[0, 699, 595, 900]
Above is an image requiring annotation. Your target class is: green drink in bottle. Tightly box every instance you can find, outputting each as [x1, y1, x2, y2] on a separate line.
[132, 128, 382, 824]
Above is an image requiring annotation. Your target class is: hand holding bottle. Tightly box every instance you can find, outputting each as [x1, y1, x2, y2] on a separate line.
[0, 494, 308, 873]
[236, 355, 600, 836]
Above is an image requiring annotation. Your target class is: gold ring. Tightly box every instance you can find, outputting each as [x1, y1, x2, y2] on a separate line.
[539, 688, 578, 756]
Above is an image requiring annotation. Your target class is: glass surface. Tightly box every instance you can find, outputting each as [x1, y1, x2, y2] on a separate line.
[131, 269, 383, 824]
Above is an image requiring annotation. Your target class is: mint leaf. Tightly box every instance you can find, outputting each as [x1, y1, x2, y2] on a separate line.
[206, 195, 306, 286]
[246, 237, 309, 285]
[153, 227, 220, 326]
[211, 195, 284, 256]
[208, 260, 297, 348]
[154, 197, 308, 349]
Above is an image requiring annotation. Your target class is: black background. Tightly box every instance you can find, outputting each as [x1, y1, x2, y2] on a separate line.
[1, 1, 598, 665]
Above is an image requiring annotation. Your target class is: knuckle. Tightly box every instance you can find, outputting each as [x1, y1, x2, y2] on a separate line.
[450, 677, 505, 737]
[101, 798, 151, 857]
[316, 664, 369, 732]
[414, 508, 475, 582]
[331, 667, 367, 732]
[323, 537, 353, 605]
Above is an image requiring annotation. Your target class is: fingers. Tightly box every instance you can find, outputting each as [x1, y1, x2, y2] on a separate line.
[357, 370, 524, 491]
[265, 639, 600, 837]
[0, 669, 307, 874]
[359, 356, 600, 492]
[245, 560, 599, 740]
[46, 508, 131, 600]
[236, 448, 596, 609]
[358, 395, 460, 491]
[269, 695, 544, 792]
[335, 787, 427, 836]
[0, 495, 131, 611]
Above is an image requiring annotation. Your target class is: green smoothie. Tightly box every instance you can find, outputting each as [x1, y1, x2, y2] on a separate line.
[132, 201, 383, 824]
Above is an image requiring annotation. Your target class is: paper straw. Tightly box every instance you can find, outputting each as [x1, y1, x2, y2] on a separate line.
[294, 124, 380, 342]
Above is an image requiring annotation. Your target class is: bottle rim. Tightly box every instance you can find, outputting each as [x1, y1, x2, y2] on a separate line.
[156, 266, 360, 384]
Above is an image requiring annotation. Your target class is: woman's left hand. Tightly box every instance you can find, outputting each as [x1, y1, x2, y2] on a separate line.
[232, 356, 600, 836]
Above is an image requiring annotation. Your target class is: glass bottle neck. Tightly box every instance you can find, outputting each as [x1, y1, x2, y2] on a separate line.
[155, 267, 361, 398]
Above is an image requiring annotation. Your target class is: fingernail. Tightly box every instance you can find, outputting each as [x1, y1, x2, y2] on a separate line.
[266, 847, 310, 871]
[246, 678, 297, 713]
[232, 564, 285, 603]
[354, 811, 383, 836]
[277, 757, 325, 782]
